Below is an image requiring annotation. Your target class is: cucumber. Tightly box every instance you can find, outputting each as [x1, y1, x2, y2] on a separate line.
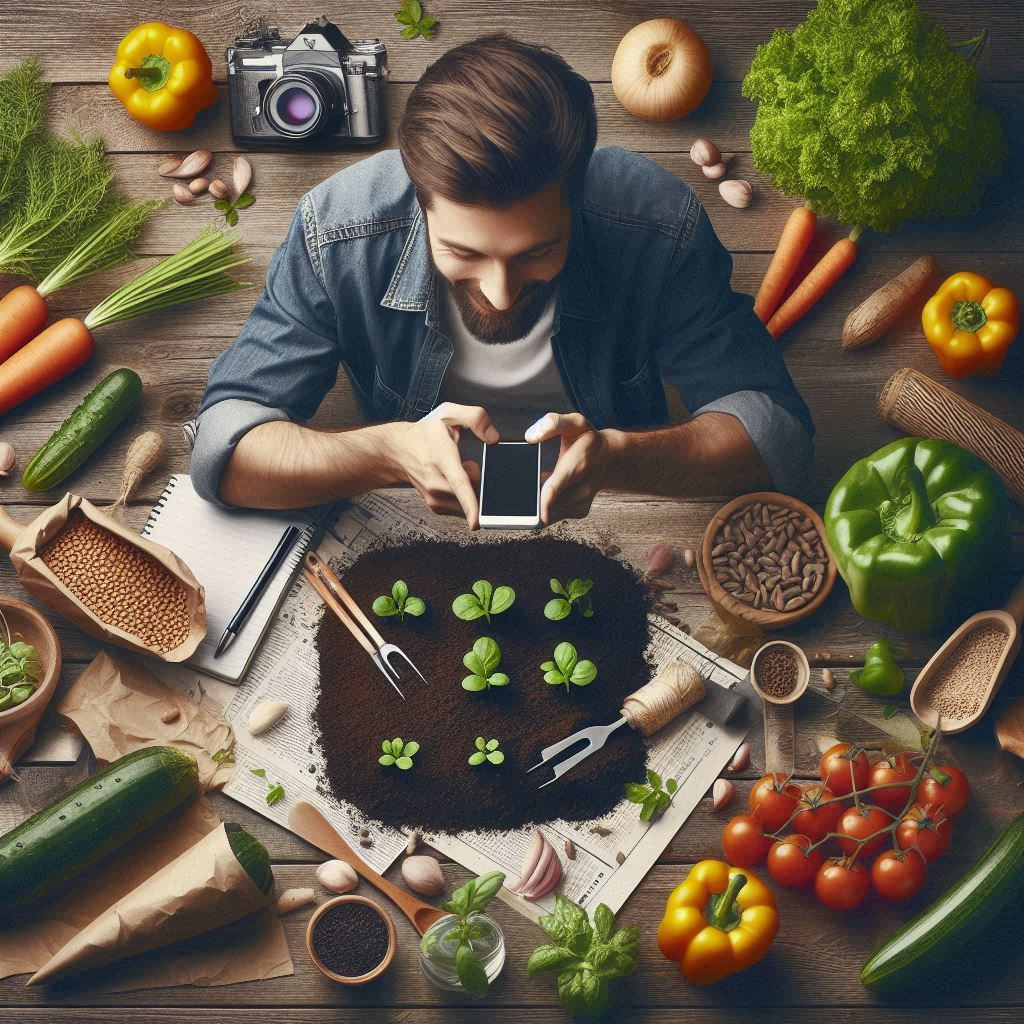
[225, 822, 275, 897]
[861, 811, 1024, 993]
[22, 368, 142, 492]
[0, 746, 198, 916]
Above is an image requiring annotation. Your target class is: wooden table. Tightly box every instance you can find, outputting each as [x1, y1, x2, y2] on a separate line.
[1, 2, 1022, 1020]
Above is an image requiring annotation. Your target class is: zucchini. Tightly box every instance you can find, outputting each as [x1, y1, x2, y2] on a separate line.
[225, 822, 275, 897]
[861, 811, 1024, 993]
[22, 368, 142, 492]
[0, 745, 198, 916]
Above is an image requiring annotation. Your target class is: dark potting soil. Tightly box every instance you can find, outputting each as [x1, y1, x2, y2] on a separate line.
[312, 536, 655, 833]
[312, 902, 391, 978]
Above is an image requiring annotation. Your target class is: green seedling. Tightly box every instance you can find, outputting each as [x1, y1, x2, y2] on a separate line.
[250, 767, 285, 806]
[541, 642, 597, 691]
[544, 578, 594, 621]
[625, 768, 679, 822]
[372, 580, 426, 622]
[213, 192, 254, 227]
[468, 737, 505, 766]
[462, 637, 510, 691]
[394, 0, 438, 40]
[379, 737, 420, 770]
[452, 580, 515, 623]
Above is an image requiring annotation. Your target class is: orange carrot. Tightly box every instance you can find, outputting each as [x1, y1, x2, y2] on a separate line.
[754, 205, 817, 323]
[0, 317, 94, 417]
[766, 232, 861, 340]
[0, 285, 50, 364]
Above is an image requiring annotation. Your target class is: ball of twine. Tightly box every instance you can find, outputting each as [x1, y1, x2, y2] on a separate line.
[621, 659, 706, 736]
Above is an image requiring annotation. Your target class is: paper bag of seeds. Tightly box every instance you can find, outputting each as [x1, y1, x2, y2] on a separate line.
[27, 822, 271, 986]
[7, 493, 206, 662]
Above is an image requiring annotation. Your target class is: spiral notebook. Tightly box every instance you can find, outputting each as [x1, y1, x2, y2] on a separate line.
[142, 475, 321, 683]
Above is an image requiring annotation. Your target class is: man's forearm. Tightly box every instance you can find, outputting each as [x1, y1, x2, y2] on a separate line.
[602, 412, 772, 497]
[219, 420, 406, 508]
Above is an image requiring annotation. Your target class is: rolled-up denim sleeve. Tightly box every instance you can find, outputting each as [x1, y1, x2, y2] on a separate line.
[653, 199, 815, 494]
[190, 195, 341, 504]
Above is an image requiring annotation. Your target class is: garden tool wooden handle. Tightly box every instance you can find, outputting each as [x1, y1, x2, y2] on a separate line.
[621, 659, 745, 736]
[0, 507, 24, 552]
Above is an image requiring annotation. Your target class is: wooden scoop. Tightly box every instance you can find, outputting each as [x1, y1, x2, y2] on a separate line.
[289, 802, 447, 936]
[911, 577, 1024, 735]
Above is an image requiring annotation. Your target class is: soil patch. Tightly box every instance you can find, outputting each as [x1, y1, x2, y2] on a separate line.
[313, 536, 654, 833]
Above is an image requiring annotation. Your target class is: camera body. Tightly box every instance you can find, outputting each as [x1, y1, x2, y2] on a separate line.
[226, 16, 388, 147]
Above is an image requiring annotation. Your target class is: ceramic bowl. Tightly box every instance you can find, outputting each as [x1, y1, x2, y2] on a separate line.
[750, 639, 810, 706]
[306, 894, 397, 984]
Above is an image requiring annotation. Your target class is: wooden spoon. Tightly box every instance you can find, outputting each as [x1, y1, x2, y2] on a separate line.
[289, 802, 447, 935]
[910, 577, 1024, 735]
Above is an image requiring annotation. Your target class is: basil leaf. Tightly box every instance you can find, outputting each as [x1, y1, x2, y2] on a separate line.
[372, 595, 399, 616]
[452, 594, 485, 620]
[468, 871, 505, 911]
[593, 903, 614, 942]
[544, 598, 571, 620]
[550, 578, 567, 596]
[624, 782, 650, 804]
[468, 750, 486, 765]
[486, 750, 505, 764]
[403, 741, 420, 757]
[472, 579, 493, 607]
[488, 672, 509, 687]
[490, 585, 515, 615]
[526, 943, 578, 976]
[392, 579, 409, 606]
[570, 659, 597, 686]
[234, 192, 255, 209]
[403, 596, 426, 616]
[646, 769, 663, 791]
[553, 642, 577, 677]
[456, 943, 489, 998]
[474, 636, 500, 674]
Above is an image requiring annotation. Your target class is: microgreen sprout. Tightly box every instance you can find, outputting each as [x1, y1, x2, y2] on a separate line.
[372, 580, 426, 622]
[544, 578, 594, 621]
[462, 637, 510, 691]
[250, 767, 285, 806]
[379, 737, 419, 770]
[541, 642, 597, 691]
[452, 580, 515, 623]
[394, 0, 438, 40]
[625, 769, 679, 822]
[469, 737, 505, 766]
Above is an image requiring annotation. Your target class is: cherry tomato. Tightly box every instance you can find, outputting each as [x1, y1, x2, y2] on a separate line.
[819, 742, 871, 797]
[792, 784, 845, 843]
[722, 814, 773, 867]
[871, 849, 927, 902]
[767, 833, 822, 887]
[837, 805, 893, 858]
[896, 804, 953, 862]
[917, 765, 971, 818]
[815, 858, 870, 911]
[868, 752, 919, 815]
[749, 773, 803, 833]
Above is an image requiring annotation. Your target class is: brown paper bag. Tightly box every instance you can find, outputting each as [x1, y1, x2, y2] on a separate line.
[28, 822, 270, 986]
[5, 493, 206, 662]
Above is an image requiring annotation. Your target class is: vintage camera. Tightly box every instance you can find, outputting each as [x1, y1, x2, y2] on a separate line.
[227, 16, 388, 146]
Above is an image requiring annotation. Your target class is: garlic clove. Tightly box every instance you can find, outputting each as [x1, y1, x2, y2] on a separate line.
[727, 742, 750, 773]
[689, 138, 720, 167]
[189, 177, 210, 195]
[401, 854, 445, 896]
[233, 156, 253, 196]
[158, 155, 183, 177]
[0, 441, 15, 476]
[823, 668, 836, 692]
[719, 179, 754, 208]
[513, 830, 545, 891]
[701, 161, 728, 180]
[209, 179, 231, 200]
[276, 887, 316, 914]
[712, 778, 736, 812]
[248, 700, 289, 736]
[521, 848, 562, 900]
[683, 547, 696, 568]
[172, 183, 194, 205]
[315, 859, 358, 894]
[517, 837, 555, 895]
[163, 149, 213, 180]
[160, 707, 181, 724]
[514, 831, 563, 900]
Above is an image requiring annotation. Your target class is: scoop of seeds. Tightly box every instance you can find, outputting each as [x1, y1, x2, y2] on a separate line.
[41, 510, 191, 653]
[925, 625, 1008, 722]
[755, 646, 799, 698]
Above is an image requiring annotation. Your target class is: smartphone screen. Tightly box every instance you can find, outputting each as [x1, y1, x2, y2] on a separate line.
[481, 443, 540, 518]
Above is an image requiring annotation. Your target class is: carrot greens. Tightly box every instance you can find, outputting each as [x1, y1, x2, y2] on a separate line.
[0, 59, 48, 222]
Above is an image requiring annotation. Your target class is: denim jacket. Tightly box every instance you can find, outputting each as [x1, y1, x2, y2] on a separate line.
[191, 146, 814, 503]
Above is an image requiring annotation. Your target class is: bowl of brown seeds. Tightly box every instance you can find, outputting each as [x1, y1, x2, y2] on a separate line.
[698, 492, 836, 628]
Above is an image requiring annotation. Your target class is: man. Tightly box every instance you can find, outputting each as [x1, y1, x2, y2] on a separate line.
[191, 34, 813, 527]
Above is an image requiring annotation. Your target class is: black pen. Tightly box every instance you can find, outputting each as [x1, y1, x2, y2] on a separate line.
[215, 525, 303, 658]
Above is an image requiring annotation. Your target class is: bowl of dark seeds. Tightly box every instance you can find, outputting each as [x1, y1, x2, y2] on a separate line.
[698, 492, 836, 628]
[306, 895, 397, 984]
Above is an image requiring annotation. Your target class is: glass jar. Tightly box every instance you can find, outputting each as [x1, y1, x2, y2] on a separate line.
[418, 912, 506, 993]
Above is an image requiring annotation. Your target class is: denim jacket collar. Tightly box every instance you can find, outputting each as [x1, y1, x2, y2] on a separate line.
[379, 202, 607, 325]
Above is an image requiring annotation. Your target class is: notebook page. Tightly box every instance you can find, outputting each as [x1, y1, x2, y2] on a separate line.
[142, 476, 316, 681]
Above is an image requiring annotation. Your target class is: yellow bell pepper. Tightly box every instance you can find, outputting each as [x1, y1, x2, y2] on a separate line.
[922, 272, 1020, 378]
[657, 860, 778, 985]
[109, 22, 218, 132]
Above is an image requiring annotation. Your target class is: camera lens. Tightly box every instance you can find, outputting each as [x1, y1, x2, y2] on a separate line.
[264, 71, 343, 138]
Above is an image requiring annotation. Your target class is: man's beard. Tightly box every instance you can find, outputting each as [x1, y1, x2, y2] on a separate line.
[443, 274, 558, 344]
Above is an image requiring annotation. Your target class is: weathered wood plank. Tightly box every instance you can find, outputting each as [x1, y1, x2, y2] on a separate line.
[1, 1, 1020, 83]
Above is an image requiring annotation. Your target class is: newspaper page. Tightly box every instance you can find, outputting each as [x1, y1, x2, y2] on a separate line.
[163, 492, 749, 919]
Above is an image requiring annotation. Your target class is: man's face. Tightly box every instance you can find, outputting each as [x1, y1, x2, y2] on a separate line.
[425, 182, 572, 343]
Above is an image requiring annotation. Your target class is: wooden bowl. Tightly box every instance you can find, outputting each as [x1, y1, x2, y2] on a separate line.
[698, 492, 837, 629]
[0, 596, 62, 783]
[306, 894, 397, 985]
[751, 640, 810, 706]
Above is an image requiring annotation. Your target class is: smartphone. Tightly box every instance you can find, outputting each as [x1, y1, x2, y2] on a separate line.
[478, 441, 542, 530]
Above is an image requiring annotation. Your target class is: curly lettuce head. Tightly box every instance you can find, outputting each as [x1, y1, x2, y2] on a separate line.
[741, 0, 1005, 233]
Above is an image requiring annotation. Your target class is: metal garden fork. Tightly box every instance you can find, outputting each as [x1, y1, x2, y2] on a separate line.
[303, 550, 427, 699]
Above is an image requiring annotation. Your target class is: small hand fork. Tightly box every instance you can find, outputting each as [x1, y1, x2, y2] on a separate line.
[303, 551, 428, 698]
[527, 659, 745, 788]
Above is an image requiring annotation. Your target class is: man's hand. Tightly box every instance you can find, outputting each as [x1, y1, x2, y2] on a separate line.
[525, 412, 613, 525]
[392, 402, 499, 530]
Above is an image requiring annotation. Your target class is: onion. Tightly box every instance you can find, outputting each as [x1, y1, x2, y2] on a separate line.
[611, 18, 713, 122]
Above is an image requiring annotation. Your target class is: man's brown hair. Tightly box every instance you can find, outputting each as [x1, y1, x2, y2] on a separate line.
[397, 34, 597, 210]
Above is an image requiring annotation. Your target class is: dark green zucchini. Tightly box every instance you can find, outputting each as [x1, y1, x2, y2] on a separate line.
[225, 822, 275, 898]
[0, 745, 198, 916]
[861, 811, 1024, 993]
[22, 368, 142, 492]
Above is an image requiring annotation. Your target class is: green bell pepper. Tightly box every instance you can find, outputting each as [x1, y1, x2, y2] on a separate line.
[850, 638, 904, 696]
[824, 438, 1010, 633]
